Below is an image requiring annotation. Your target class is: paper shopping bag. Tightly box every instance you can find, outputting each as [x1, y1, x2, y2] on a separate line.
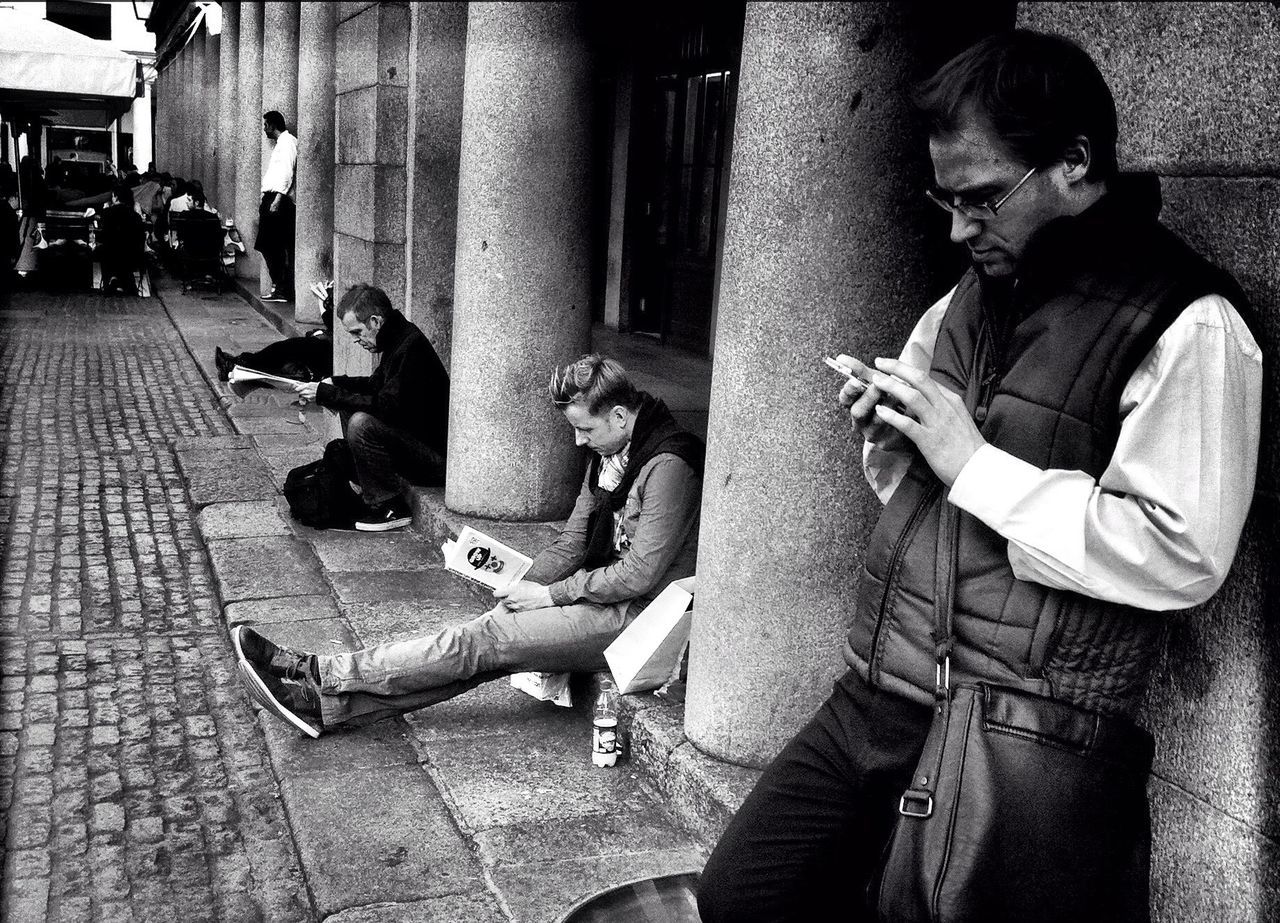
[605, 577, 695, 694]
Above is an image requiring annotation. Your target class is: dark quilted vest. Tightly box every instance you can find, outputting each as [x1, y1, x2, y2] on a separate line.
[842, 177, 1247, 718]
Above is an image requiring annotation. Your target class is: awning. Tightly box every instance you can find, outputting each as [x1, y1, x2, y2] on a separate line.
[0, 8, 140, 129]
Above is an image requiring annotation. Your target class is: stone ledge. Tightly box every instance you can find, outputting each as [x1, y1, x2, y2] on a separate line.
[618, 694, 759, 849]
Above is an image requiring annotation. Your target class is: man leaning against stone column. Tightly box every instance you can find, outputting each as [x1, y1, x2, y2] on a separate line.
[697, 28, 1262, 923]
[233, 356, 704, 738]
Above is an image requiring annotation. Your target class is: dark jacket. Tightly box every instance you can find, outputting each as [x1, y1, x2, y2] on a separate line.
[843, 176, 1247, 719]
[316, 309, 449, 454]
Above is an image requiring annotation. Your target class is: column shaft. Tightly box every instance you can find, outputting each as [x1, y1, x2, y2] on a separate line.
[295, 1, 337, 323]
[192, 26, 207, 186]
[404, 1, 467, 365]
[204, 28, 221, 200]
[445, 2, 595, 520]
[685, 2, 935, 768]
[332, 1, 410, 380]
[216, 1, 240, 216]
[260, 1, 301, 295]
[234, 1, 264, 280]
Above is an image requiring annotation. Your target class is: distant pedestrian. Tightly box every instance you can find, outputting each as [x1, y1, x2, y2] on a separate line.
[257, 109, 297, 303]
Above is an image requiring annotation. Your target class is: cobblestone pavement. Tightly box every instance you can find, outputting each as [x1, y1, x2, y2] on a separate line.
[0, 292, 313, 922]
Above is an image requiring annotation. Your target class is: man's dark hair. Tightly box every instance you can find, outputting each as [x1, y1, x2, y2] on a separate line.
[263, 110, 287, 132]
[913, 29, 1118, 181]
[548, 355, 641, 415]
[112, 183, 132, 204]
[336, 283, 393, 323]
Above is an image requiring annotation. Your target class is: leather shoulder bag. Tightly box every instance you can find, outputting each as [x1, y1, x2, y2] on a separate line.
[870, 397, 1156, 923]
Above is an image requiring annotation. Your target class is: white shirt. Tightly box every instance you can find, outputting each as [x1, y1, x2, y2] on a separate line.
[865, 286, 1262, 612]
[261, 130, 298, 197]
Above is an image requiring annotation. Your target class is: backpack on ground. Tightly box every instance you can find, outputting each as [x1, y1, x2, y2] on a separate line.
[283, 439, 365, 529]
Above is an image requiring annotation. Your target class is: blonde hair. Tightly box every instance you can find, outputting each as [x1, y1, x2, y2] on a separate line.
[548, 355, 640, 415]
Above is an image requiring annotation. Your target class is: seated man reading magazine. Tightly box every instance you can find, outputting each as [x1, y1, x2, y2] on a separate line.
[233, 355, 704, 737]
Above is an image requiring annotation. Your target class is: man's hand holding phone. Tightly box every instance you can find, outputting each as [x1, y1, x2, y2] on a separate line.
[827, 354, 911, 455]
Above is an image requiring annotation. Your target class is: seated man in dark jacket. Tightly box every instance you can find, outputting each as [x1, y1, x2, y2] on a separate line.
[96, 184, 145, 295]
[294, 283, 449, 531]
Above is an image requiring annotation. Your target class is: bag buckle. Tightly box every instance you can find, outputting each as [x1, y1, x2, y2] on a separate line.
[899, 789, 933, 818]
[933, 654, 951, 700]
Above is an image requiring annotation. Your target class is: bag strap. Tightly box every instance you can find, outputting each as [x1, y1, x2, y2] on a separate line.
[897, 332, 988, 821]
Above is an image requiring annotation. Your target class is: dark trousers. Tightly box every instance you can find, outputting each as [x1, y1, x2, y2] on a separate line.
[697, 669, 933, 922]
[255, 192, 295, 294]
[340, 411, 445, 507]
[232, 335, 332, 382]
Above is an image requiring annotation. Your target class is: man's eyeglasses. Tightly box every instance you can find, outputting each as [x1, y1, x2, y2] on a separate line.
[925, 166, 1037, 221]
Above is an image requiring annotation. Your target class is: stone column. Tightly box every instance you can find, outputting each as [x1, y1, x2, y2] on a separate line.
[131, 80, 152, 173]
[216, 1, 239, 216]
[403, 1, 466, 366]
[175, 44, 187, 178]
[294, 1, 337, 323]
[445, 3, 595, 520]
[191, 24, 207, 187]
[203, 27, 220, 200]
[234, 0, 264, 281]
[332, 1, 411, 380]
[684, 3, 935, 768]
[153, 68, 166, 171]
[260, 1, 301, 296]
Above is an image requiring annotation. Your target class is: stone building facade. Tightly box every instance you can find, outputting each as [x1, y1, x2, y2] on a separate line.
[148, 2, 1279, 917]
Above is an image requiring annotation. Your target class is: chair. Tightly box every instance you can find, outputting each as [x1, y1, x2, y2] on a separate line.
[172, 210, 228, 294]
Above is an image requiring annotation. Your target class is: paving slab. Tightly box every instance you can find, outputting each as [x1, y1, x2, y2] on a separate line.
[257, 711, 420, 776]
[206, 536, 330, 601]
[280, 765, 488, 918]
[197, 500, 293, 540]
[472, 804, 700, 867]
[233, 616, 359, 660]
[224, 594, 344, 626]
[488, 847, 705, 923]
[330, 569, 476, 605]
[229, 412, 316, 437]
[310, 530, 435, 573]
[424, 719, 659, 831]
[403, 678, 583, 745]
[178, 448, 280, 507]
[325, 894, 509, 923]
[342, 599, 478, 648]
[171, 435, 255, 452]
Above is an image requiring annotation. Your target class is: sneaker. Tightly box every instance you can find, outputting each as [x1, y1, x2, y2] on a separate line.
[214, 347, 236, 381]
[237, 657, 324, 738]
[231, 625, 318, 683]
[354, 497, 413, 532]
[261, 288, 289, 303]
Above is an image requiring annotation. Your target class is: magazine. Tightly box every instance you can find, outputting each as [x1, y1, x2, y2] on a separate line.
[441, 526, 533, 593]
[228, 364, 305, 398]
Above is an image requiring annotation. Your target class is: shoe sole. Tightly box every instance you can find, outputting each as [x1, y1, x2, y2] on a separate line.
[355, 516, 411, 532]
[236, 658, 321, 738]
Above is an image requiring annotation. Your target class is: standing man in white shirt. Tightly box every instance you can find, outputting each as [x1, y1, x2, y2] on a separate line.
[257, 110, 298, 303]
[697, 29, 1262, 923]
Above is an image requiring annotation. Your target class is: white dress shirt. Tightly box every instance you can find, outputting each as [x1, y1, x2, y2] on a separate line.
[864, 285, 1262, 612]
[261, 130, 298, 197]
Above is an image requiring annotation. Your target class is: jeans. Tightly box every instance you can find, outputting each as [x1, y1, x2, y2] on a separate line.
[697, 670, 933, 922]
[341, 410, 445, 506]
[315, 600, 630, 727]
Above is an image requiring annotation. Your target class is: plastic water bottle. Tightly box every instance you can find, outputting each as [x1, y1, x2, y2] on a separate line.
[592, 677, 620, 768]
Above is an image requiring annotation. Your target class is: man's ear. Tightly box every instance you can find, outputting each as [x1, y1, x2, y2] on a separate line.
[611, 405, 629, 427]
[1061, 136, 1092, 185]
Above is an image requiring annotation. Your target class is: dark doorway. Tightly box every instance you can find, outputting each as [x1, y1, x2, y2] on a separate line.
[628, 4, 744, 355]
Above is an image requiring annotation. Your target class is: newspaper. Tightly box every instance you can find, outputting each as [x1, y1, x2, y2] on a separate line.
[228, 364, 305, 398]
[509, 671, 573, 707]
[441, 526, 533, 593]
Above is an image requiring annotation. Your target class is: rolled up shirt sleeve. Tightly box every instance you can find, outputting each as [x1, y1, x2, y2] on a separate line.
[863, 288, 952, 505]
[548, 455, 701, 607]
[947, 294, 1262, 610]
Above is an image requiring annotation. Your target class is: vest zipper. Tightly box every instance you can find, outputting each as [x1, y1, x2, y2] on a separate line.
[868, 480, 941, 679]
